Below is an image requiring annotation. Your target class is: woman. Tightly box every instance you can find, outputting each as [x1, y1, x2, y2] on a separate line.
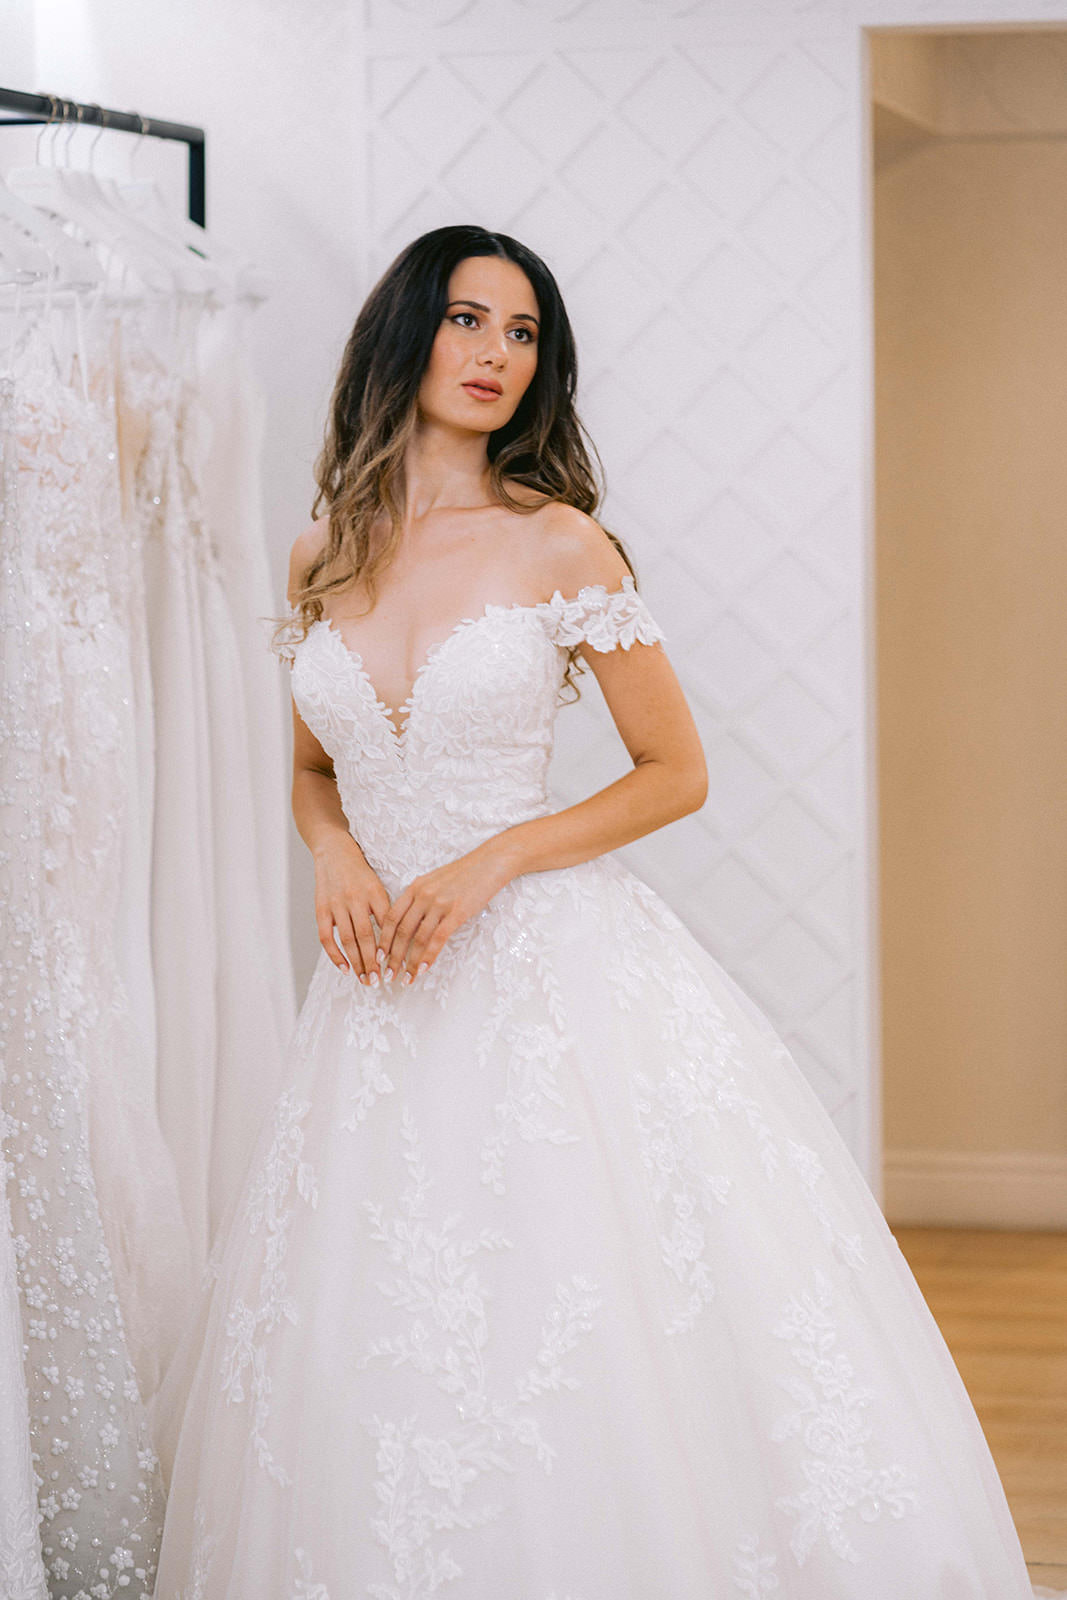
[151, 225, 1051, 1599]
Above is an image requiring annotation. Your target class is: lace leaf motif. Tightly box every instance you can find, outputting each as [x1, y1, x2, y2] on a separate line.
[358, 1105, 602, 1600]
[771, 1268, 919, 1566]
[539, 573, 666, 653]
[269, 572, 667, 667]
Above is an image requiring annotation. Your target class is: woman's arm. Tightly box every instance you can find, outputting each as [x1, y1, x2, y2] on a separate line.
[287, 526, 392, 985]
[487, 632, 707, 880]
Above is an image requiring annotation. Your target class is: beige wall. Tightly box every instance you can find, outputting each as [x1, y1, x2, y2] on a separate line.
[875, 128, 1067, 1188]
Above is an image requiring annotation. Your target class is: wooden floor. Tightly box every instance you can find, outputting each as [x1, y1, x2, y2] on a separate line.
[891, 1226, 1067, 1591]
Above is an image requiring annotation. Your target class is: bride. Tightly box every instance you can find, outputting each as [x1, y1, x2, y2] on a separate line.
[150, 224, 1049, 1599]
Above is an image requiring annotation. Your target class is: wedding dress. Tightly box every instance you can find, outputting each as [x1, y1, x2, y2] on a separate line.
[128, 300, 292, 1272]
[0, 314, 172, 1598]
[0, 1190, 47, 1599]
[152, 575, 1053, 1599]
[195, 301, 295, 1045]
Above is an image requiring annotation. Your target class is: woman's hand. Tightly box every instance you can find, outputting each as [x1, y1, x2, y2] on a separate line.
[313, 833, 392, 985]
[377, 839, 515, 983]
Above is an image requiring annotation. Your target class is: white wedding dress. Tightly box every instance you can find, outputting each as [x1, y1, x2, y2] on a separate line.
[152, 576, 1054, 1599]
[1, 315, 173, 1597]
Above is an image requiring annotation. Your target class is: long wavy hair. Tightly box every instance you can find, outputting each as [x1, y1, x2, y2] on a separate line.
[274, 224, 636, 702]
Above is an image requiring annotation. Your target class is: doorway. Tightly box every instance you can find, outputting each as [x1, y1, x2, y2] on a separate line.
[871, 27, 1067, 1231]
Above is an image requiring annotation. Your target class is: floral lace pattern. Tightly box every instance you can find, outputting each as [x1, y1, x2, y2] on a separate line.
[358, 1105, 601, 1599]
[771, 1269, 920, 1565]
[1, 320, 167, 1598]
[291, 1549, 330, 1600]
[219, 1089, 319, 1485]
[153, 573, 1042, 1597]
[587, 866, 868, 1338]
[279, 576, 665, 894]
[733, 1535, 781, 1596]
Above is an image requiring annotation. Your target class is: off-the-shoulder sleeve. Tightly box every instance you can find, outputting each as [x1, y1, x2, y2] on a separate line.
[539, 572, 666, 652]
[268, 606, 305, 664]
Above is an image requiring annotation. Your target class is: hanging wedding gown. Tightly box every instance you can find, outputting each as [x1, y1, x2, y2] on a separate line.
[0, 312, 170, 1599]
[150, 574, 1057, 1599]
[128, 298, 293, 1272]
[0, 1189, 46, 1600]
[0, 335, 49, 1600]
[195, 301, 295, 1043]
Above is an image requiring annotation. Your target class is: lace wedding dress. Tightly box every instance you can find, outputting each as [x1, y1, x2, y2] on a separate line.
[1, 316, 173, 1598]
[152, 576, 1054, 1599]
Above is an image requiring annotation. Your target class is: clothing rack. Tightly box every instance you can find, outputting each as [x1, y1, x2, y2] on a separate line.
[0, 86, 206, 226]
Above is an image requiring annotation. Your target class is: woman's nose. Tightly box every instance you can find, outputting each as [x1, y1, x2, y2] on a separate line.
[478, 327, 508, 365]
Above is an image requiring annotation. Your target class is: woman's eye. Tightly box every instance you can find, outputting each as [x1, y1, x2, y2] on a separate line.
[450, 313, 533, 341]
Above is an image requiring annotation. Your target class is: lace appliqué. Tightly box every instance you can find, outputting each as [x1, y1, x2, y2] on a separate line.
[539, 573, 665, 652]
[771, 1268, 920, 1565]
[270, 607, 305, 664]
[785, 1140, 866, 1270]
[175, 1499, 218, 1600]
[219, 1089, 319, 1485]
[2, 324, 167, 1598]
[339, 965, 418, 1132]
[733, 1534, 781, 1596]
[292, 1547, 330, 1599]
[592, 865, 867, 1335]
[359, 1105, 601, 1599]
[280, 575, 664, 895]
[476, 875, 587, 1195]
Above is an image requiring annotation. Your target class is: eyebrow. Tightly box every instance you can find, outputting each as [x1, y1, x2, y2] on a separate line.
[447, 298, 540, 328]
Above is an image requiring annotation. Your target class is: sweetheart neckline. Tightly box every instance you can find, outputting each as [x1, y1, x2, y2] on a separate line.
[315, 596, 566, 750]
[311, 577, 637, 751]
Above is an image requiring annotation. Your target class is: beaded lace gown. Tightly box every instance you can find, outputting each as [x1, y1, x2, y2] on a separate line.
[1, 316, 173, 1598]
[152, 576, 1052, 1600]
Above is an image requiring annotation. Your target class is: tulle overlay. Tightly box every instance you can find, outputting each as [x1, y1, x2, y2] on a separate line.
[152, 579, 1044, 1598]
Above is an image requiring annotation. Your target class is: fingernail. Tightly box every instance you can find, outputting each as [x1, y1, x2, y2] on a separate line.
[369, 971, 379, 987]
[416, 962, 428, 977]
[384, 967, 394, 984]
[402, 970, 412, 986]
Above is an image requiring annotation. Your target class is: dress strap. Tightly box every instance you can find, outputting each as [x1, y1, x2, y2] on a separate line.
[539, 573, 666, 652]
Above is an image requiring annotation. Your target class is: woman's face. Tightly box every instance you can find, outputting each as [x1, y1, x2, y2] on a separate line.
[417, 255, 540, 434]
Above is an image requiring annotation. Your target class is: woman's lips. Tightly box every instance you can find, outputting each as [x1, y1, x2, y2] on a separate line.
[462, 382, 502, 401]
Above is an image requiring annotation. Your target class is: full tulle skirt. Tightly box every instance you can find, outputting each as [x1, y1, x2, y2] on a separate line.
[151, 855, 1043, 1599]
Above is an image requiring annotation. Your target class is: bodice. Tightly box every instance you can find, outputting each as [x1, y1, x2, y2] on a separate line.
[274, 576, 666, 890]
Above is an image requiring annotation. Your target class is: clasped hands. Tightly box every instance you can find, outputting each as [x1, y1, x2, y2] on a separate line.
[313, 832, 515, 987]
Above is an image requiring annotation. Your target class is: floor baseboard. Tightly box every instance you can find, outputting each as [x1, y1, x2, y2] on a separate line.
[883, 1148, 1067, 1229]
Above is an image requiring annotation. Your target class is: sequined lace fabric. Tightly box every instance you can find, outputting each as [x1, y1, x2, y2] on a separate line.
[0, 286, 294, 1598]
[0, 316, 168, 1598]
[151, 578, 1047, 1599]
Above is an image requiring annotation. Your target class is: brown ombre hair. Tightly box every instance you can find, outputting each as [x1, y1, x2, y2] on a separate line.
[274, 224, 635, 701]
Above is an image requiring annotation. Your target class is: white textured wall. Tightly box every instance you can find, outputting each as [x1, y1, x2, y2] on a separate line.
[21, 0, 1067, 1191]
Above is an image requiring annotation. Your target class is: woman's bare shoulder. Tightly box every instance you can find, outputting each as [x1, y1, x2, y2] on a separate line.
[527, 502, 630, 599]
[287, 516, 330, 601]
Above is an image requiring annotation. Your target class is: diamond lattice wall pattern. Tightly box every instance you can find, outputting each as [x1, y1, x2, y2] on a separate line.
[356, 0, 1067, 1182]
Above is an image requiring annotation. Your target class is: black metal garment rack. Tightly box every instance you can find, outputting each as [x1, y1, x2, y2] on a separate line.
[0, 86, 206, 225]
